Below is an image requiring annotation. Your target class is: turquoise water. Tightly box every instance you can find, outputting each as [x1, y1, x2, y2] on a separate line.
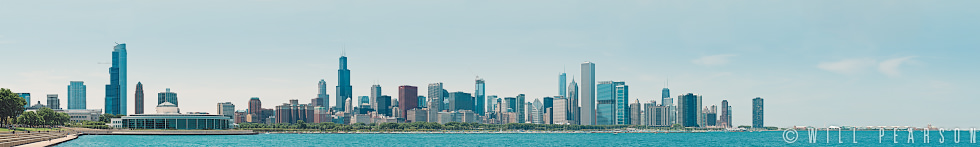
[57, 131, 978, 146]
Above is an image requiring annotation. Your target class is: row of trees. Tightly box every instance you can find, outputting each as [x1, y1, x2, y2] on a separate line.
[15, 107, 70, 127]
[1, 88, 71, 127]
[238, 121, 668, 132]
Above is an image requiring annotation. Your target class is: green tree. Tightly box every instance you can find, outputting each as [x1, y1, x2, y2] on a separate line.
[16, 111, 43, 126]
[0, 88, 28, 126]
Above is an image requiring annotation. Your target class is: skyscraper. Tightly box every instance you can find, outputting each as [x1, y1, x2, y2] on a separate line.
[630, 100, 640, 125]
[105, 43, 127, 115]
[516, 94, 526, 123]
[17, 93, 30, 108]
[249, 97, 261, 115]
[67, 81, 86, 109]
[580, 62, 595, 125]
[418, 96, 427, 108]
[218, 102, 235, 119]
[596, 81, 627, 125]
[533, 99, 543, 124]
[336, 55, 352, 112]
[720, 100, 731, 128]
[399, 85, 418, 118]
[158, 88, 178, 107]
[753, 97, 764, 128]
[135, 82, 144, 114]
[46, 94, 60, 109]
[359, 96, 369, 106]
[370, 84, 381, 110]
[377, 95, 392, 116]
[677, 93, 702, 127]
[475, 78, 486, 116]
[318, 80, 329, 109]
[567, 78, 579, 125]
[559, 72, 566, 98]
[448, 92, 474, 111]
[485, 95, 496, 115]
[427, 83, 444, 111]
[662, 82, 676, 125]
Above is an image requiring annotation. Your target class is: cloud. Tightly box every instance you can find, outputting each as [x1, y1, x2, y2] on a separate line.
[878, 56, 916, 77]
[692, 54, 737, 66]
[817, 58, 877, 75]
[818, 56, 917, 76]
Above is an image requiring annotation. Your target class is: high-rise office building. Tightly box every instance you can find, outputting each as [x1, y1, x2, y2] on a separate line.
[533, 99, 543, 124]
[427, 99, 440, 123]
[275, 100, 315, 124]
[418, 96, 427, 108]
[567, 78, 579, 124]
[677, 93, 702, 127]
[596, 81, 627, 125]
[105, 43, 127, 115]
[218, 102, 235, 119]
[46, 94, 60, 109]
[753, 97, 764, 128]
[427, 83, 444, 111]
[516, 94, 526, 123]
[580, 62, 595, 125]
[135, 82, 144, 114]
[474, 78, 485, 116]
[335, 55, 352, 112]
[630, 100, 640, 125]
[559, 72, 566, 98]
[249, 97, 261, 115]
[67, 81, 86, 109]
[524, 102, 534, 123]
[705, 105, 718, 126]
[485, 95, 497, 116]
[447, 92, 474, 111]
[399, 85, 418, 119]
[158, 88, 178, 107]
[720, 100, 731, 128]
[615, 82, 629, 125]
[376, 95, 392, 116]
[359, 96, 369, 106]
[662, 83, 676, 125]
[17, 93, 30, 108]
[370, 84, 381, 110]
[542, 97, 553, 114]
[318, 80, 329, 109]
[552, 97, 568, 124]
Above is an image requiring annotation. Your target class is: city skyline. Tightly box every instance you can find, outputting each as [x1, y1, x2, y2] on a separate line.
[1, 1, 978, 128]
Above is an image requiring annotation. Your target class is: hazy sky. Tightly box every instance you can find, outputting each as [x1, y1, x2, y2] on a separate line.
[2, 0, 978, 128]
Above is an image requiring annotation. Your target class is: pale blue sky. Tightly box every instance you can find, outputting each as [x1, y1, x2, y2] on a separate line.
[1, 0, 978, 128]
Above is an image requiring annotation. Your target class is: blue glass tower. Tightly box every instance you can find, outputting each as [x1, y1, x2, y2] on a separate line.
[559, 73, 566, 98]
[595, 81, 625, 125]
[475, 78, 485, 115]
[18, 93, 30, 108]
[335, 55, 352, 111]
[105, 43, 127, 115]
[68, 81, 86, 109]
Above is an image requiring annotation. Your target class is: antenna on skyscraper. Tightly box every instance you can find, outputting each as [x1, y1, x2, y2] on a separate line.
[342, 43, 346, 56]
[666, 76, 669, 88]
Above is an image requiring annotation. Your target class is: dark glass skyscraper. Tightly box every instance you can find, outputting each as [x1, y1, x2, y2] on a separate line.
[336, 55, 352, 112]
[752, 97, 764, 128]
[105, 43, 127, 115]
[678, 93, 701, 127]
[135, 82, 144, 114]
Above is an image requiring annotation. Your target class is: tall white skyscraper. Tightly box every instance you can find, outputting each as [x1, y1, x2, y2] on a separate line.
[580, 62, 595, 125]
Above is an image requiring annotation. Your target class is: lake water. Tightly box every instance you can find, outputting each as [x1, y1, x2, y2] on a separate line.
[57, 131, 978, 146]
